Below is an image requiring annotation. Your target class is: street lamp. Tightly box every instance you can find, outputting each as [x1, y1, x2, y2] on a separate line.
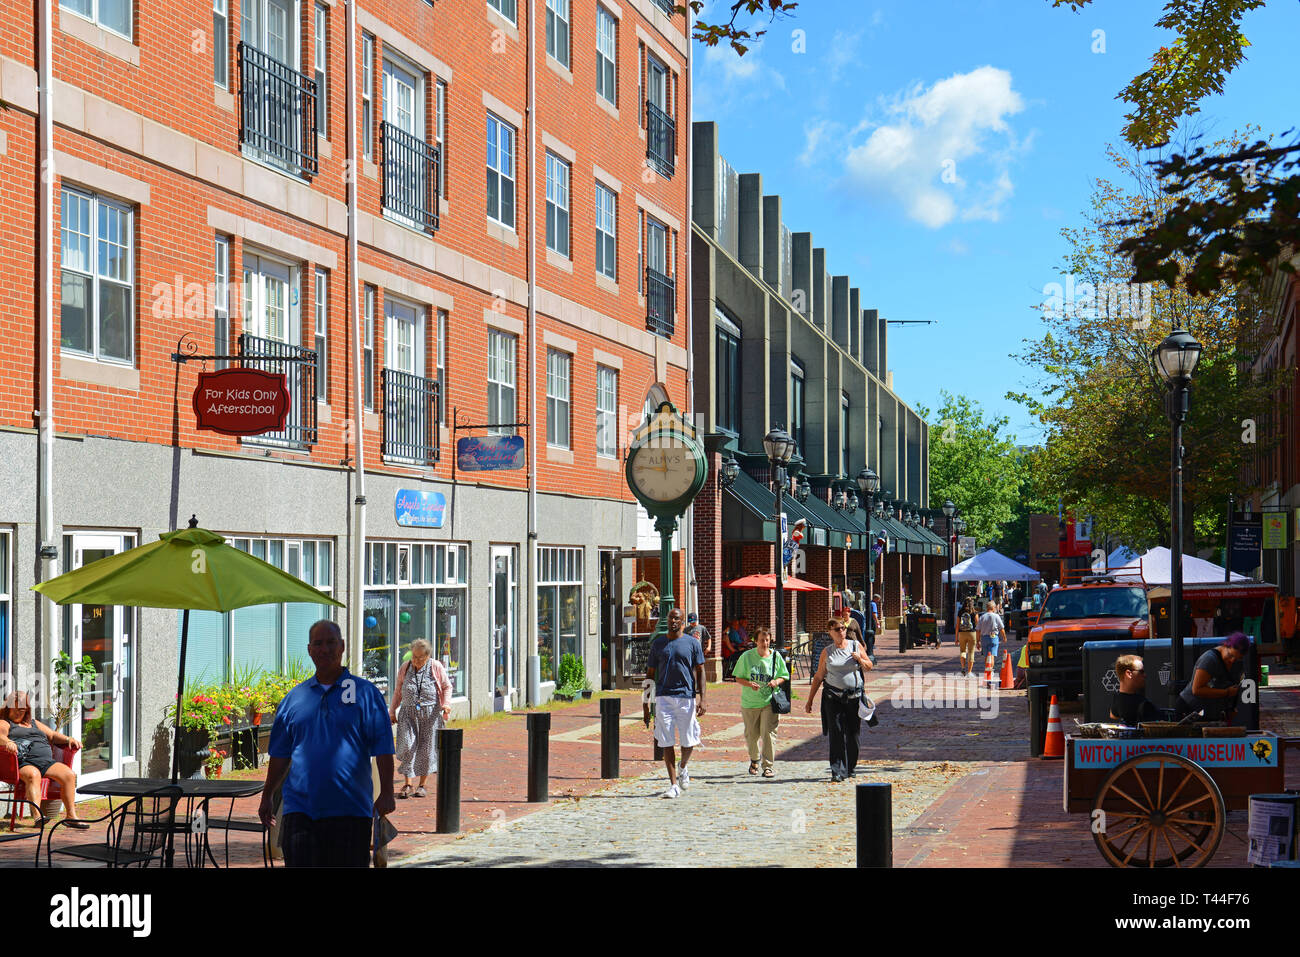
[764, 427, 796, 650]
[796, 476, 811, 503]
[719, 455, 740, 489]
[857, 468, 880, 654]
[847, 490, 859, 513]
[1153, 327, 1203, 691]
[942, 500, 957, 633]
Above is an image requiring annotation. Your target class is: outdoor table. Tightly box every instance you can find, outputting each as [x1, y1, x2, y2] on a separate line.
[79, 777, 264, 868]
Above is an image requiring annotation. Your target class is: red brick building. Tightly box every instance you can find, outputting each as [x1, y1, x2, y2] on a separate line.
[0, 0, 690, 778]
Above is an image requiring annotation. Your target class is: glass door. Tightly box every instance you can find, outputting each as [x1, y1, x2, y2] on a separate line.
[63, 533, 136, 786]
[490, 546, 517, 710]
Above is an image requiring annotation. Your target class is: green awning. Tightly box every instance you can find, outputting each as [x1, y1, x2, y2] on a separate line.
[798, 493, 860, 550]
[722, 468, 827, 544]
[913, 524, 950, 557]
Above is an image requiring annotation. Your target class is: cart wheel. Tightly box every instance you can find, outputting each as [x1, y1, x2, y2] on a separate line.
[1091, 750, 1224, 868]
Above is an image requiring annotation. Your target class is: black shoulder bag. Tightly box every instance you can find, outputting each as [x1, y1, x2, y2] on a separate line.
[769, 652, 791, 715]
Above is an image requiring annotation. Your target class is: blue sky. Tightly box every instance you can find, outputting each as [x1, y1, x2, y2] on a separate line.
[690, 0, 1300, 443]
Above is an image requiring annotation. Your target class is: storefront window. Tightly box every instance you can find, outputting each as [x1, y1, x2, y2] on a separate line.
[537, 546, 582, 683]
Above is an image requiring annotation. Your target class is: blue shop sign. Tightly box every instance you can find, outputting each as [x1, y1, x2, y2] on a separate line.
[457, 435, 526, 471]
[395, 489, 447, 528]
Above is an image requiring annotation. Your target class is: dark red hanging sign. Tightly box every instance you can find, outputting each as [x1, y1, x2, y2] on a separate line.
[192, 368, 291, 436]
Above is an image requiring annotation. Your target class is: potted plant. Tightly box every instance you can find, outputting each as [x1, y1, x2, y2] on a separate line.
[204, 746, 228, 778]
[555, 653, 589, 701]
[166, 686, 232, 779]
[50, 652, 98, 732]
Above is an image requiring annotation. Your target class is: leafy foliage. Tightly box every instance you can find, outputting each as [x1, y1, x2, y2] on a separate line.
[556, 653, 589, 697]
[676, 1, 798, 55]
[51, 652, 99, 732]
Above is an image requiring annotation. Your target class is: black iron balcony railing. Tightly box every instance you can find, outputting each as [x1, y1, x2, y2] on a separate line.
[238, 333, 318, 448]
[645, 100, 675, 178]
[645, 266, 675, 339]
[238, 42, 319, 177]
[383, 368, 441, 464]
[382, 121, 440, 232]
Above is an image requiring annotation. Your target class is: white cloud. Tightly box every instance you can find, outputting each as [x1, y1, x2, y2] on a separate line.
[703, 41, 785, 91]
[825, 29, 863, 82]
[844, 66, 1025, 228]
[800, 118, 837, 166]
[946, 238, 970, 256]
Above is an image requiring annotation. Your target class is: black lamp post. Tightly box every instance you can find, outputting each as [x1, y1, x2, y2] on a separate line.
[764, 427, 796, 650]
[942, 500, 957, 632]
[857, 468, 880, 652]
[1225, 492, 1234, 585]
[1153, 327, 1203, 690]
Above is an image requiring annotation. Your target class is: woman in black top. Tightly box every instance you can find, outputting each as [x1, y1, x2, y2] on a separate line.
[0, 692, 89, 827]
[1175, 633, 1249, 721]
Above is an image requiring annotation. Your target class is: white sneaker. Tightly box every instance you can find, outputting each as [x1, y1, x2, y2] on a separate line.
[660, 784, 681, 799]
[678, 766, 691, 789]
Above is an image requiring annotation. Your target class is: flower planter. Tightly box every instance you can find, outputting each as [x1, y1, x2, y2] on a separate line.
[581, 690, 594, 699]
[175, 728, 210, 779]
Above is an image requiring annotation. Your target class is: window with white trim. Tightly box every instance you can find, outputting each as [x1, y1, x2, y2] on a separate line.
[537, 546, 583, 683]
[486, 113, 516, 227]
[437, 309, 448, 424]
[596, 365, 618, 458]
[364, 285, 376, 410]
[596, 6, 616, 105]
[487, 330, 516, 435]
[436, 79, 447, 198]
[364, 541, 469, 698]
[545, 0, 570, 68]
[213, 0, 228, 88]
[182, 537, 334, 683]
[241, 252, 299, 345]
[595, 183, 616, 280]
[314, 268, 328, 402]
[488, 0, 516, 24]
[214, 237, 230, 369]
[545, 152, 570, 258]
[61, 0, 131, 40]
[60, 187, 134, 364]
[361, 32, 374, 160]
[314, 4, 328, 137]
[546, 349, 571, 449]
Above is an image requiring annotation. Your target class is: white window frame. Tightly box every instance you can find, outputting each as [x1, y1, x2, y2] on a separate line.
[383, 55, 424, 139]
[60, 186, 134, 366]
[596, 365, 618, 458]
[61, 0, 132, 41]
[385, 296, 425, 377]
[213, 0, 229, 88]
[314, 268, 328, 402]
[486, 112, 516, 228]
[645, 214, 667, 275]
[487, 0, 516, 25]
[546, 349, 571, 449]
[537, 546, 584, 682]
[361, 32, 375, 160]
[241, 251, 300, 345]
[596, 6, 616, 105]
[487, 330, 517, 436]
[595, 183, 616, 280]
[545, 0, 570, 69]
[545, 152, 570, 258]
[435, 79, 448, 198]
[214, 237, 230, 369]
[437, 309, 448, 424]
[364, 285, 376, 410]
[314, 3, 328, 137]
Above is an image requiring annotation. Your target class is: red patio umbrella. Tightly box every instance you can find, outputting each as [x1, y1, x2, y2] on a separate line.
[723, 573, 828, 592]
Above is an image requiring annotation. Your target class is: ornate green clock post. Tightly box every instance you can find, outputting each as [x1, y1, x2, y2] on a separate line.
[624, 402, 708, 646]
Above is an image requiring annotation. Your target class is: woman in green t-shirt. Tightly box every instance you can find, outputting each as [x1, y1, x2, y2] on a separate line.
[731, 627, 790, 778]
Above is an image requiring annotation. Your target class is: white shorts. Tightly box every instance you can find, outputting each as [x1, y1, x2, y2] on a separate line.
[654, 696, 701, 748]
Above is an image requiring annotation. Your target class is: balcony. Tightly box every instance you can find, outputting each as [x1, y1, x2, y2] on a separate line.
[238, 42, 319, 178]
[645, 100, 676, 178]
[238, 333, 318, 449]
[382, 121, 441, 232]
[382, 368, 441, 464]
[645, 267, 675, 339]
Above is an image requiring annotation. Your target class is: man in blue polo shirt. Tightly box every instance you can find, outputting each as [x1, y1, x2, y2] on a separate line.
[259, 619, 396, 866]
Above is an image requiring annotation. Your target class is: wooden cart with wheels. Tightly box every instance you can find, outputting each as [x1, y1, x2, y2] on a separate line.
[1064, 733, 1286, 868]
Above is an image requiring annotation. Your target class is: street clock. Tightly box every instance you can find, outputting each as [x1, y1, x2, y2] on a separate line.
[624, 401, 707, 517]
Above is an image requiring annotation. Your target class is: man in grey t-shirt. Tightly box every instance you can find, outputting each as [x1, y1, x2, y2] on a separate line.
[977, 604, 1005, 671]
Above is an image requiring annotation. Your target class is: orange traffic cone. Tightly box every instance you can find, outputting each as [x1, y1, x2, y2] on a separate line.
[1043, 694, 1065, 759]
[1000, 650, 1015, 690]
[983, 654, 994, 685]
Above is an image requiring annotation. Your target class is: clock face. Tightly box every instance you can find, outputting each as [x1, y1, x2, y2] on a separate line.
[629, 442, 698, 503]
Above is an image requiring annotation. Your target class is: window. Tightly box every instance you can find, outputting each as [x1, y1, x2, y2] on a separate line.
[488, 0, 516, 24]
[841, 392, 850, 477]
[241, 253, 298, 344]
[0, 531, 10, 686]
[537, 546, 582, 683]
[790, 358, 805, 458]
[437, 309, 448, 424]
[364, 285, 376, 410]
[646, 215, 667, 275]
[596, 365, 618, 457]
[486, 113, 516, 227]
[436, 79, 447, 198]
[595, 183, 616, 280]
[60, 187, 133, 364]
[596, 6, 616, 105]
[61, 0, 131, 39]
[214, 237, 230, 369]
[644, 51, 674, 176]
[183, 537, 334, 683]
[314, 4, 328, 137]
[213, 0, 228, 87]
[546, 349, 571, 449]
[715, 312, 741, 433]
[487, 330, 516, 435]
[385, 297, 423, 375]
[361, 32, 374, 160]
[364, 542, 469, 698]
[545, 153, 570, 258]
[545, 0, 570, 68]
[314, 269, 328, 402]
[384, 58, 421, 138]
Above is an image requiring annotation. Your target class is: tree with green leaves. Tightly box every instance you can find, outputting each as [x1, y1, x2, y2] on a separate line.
[1049, 0, 1299, 295]
[918, 392, 1026, 547]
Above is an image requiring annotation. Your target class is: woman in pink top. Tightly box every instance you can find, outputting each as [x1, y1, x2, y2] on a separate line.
[389, 639, 453, 798]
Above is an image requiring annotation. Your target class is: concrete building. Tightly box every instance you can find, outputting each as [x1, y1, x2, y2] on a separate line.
[0, 0, 690, 781]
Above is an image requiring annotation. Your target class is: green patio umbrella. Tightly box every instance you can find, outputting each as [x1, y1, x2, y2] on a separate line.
[34, 516, 343, 783]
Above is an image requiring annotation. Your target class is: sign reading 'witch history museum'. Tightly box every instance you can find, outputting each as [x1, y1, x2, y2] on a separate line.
[192, 369, 291, 436]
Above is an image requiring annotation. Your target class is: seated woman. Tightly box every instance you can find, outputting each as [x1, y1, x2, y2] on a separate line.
[0, 692, 89, 828]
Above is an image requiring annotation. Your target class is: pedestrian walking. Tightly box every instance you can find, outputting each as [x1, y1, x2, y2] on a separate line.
[389, 638, 452, 799]
[871, 593, 884, 642]
[685, 611, 714, 658]
[805, 617, 874, 782]
[647, 608, 706, 799]
[977, 601, 1005, 673]
[848, 599, 869, 655]
[259, 620, 396, 867]
[956, 600, 979, 677]
[732, 627, 789, 778]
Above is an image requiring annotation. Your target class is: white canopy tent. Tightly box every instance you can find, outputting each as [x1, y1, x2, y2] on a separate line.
[1092, 545, 1139, 571]
[1107, 546, 1250, 585]
[941, 548, 1042, 583]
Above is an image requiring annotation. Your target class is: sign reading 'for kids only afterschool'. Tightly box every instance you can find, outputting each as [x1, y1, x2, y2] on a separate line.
[192, 368, 291, 436]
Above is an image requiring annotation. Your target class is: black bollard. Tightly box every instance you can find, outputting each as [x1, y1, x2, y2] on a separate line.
[435, 728, 463, 834]
[600, 697, 620, 779]
[1028, 684, 1048, 758]
[526, 711, 551, 802]
[856, 782, 892, 868]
